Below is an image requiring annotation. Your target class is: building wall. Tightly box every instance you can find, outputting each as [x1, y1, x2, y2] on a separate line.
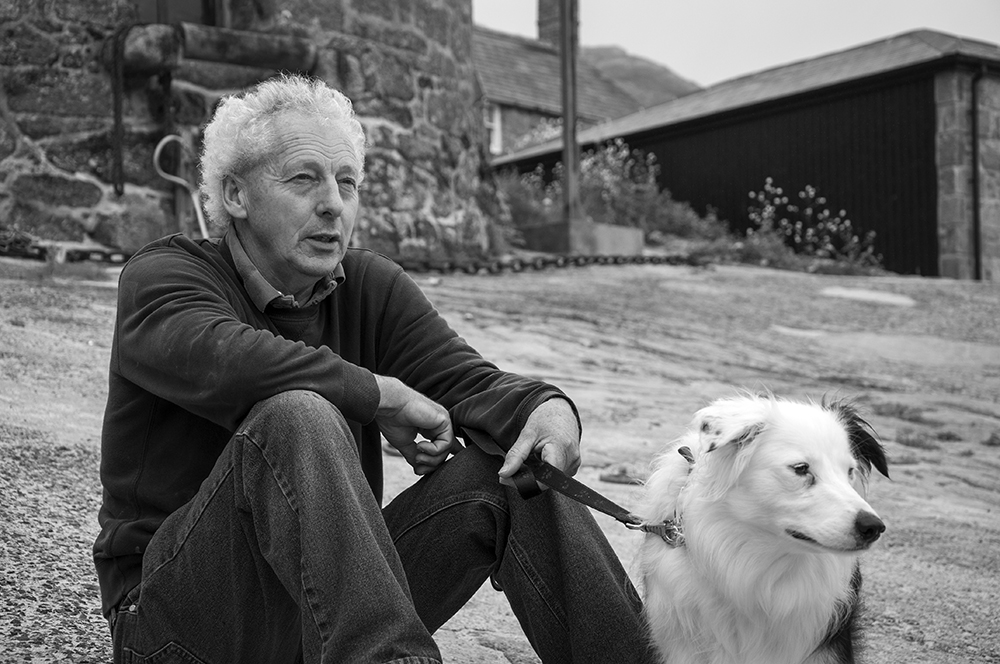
[936, 69, 1000, 280]
[0, 0, 493, 260]
[976, 74, 1000, 281]
[982, 75, 1000, 281]
[636, 76, 941, 276]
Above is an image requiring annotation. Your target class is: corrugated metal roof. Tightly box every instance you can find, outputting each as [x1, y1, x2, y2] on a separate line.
[472, 26, 642, 122]
[494, 29, 1000, 165]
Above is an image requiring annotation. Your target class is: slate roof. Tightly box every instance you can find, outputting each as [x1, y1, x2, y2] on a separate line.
[493, 29, 1000, 166]
[472, 26, 642, 123]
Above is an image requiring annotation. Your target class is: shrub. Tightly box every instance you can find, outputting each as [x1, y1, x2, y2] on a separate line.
[548, 138, 662, 231]
[496, 139, 724, 243]
[747, 178, 883, 269]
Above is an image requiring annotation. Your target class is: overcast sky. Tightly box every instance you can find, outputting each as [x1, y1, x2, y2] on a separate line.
[471, 0, 1000, 87]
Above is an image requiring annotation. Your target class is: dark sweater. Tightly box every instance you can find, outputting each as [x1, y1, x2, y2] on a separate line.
[93, 233, 569, 618]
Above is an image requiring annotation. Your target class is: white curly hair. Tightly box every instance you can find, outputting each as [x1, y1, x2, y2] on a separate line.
[199, 73, 367, 229]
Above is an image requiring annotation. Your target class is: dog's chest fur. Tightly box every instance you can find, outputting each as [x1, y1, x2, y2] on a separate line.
[640, 536, 858, 664]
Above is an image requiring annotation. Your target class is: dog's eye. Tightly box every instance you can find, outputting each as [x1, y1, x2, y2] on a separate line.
[792, 463, 810, 476]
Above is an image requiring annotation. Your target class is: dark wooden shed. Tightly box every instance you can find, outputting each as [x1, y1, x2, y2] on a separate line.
[494, 30, 1000, 280]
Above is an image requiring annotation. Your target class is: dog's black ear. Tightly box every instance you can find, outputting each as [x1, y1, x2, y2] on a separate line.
[828, 400, 889, 478]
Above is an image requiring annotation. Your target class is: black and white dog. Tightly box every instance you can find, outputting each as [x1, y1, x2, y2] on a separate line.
[637, 394, 889, 664]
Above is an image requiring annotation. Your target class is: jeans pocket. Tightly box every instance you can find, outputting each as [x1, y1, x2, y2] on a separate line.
[113, 589, 208, 664]
[122, 642, 209, 664]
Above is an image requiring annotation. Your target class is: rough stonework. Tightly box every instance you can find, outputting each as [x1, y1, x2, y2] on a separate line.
[934, 70, 1000, 280]
[0, 0, 497, 260]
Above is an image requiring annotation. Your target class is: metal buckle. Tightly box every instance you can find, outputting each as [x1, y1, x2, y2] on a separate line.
[627, 520, 685, 547]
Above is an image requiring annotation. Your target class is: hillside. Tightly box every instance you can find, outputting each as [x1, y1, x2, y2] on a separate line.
[582, 45, 702, 108]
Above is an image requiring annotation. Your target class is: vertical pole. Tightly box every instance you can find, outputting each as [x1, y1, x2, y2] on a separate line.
[559, 0, 591, 254]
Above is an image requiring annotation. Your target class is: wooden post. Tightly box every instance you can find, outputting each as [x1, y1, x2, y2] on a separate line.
[179, 23, 317, 72]
[112, 23, 317, 74]
[559, 0, 594, 254]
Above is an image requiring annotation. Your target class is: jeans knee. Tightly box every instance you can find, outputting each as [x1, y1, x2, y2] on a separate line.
[239, 391, 352, 454]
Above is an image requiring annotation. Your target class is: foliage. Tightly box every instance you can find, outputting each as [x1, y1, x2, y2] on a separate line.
[509, 117, 565, 153]
[497, 138, 727, 242]
[746, 177, 883, 269]
[491, 145, 888, 276]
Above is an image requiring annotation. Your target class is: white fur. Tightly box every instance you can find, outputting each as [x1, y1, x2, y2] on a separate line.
[636, 395, 883, 664]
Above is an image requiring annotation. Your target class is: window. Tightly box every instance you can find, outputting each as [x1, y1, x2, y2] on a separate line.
[483, 102, 502, 155]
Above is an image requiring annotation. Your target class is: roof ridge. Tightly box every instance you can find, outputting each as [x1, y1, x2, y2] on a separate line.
[698, 28, 977, 91]
[491, 28, 1000, 166]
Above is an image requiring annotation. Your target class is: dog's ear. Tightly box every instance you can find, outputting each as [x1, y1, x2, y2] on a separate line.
[827, 399, 890, 478]
[698, 407, 766, 455]
[692, 400, 769, 499]
[701, 418, 764, 453]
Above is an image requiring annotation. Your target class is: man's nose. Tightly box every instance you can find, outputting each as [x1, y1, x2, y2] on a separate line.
[317, 181, 344, 217]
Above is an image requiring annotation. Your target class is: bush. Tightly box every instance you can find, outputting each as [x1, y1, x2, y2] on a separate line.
[491, 151, 886, 277]
[548, 138, 662, 231]
[747, 178, 883, 269]
[496, 139, 724, 243]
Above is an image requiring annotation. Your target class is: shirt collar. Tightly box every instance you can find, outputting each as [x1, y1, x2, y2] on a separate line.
[225, 226, 344, 313]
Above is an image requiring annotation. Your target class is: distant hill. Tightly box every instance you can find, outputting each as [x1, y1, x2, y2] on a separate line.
[581, 45, 702, 109]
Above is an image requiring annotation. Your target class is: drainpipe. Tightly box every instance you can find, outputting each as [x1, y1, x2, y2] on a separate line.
[971, 64, 985, 281]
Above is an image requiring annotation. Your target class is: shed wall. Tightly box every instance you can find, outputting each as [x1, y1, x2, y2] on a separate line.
[637, 76, 940, 276]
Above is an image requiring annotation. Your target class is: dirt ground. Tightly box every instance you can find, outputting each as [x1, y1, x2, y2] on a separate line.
[1, 256, 998, 663]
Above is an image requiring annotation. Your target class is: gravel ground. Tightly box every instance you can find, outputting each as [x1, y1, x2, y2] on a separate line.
[1, 257, 998, 662]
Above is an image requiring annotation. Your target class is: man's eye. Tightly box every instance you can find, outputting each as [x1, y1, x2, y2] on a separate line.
[339, 177, 358, 191]
[291, 173, 315, 183]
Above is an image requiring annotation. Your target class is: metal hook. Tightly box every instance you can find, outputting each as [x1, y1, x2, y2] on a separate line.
[154, 134, 210, 239]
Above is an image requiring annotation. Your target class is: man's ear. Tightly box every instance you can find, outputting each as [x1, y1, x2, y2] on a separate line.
[221, 175, 250, 220]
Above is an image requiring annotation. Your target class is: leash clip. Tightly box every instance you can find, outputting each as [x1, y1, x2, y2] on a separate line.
[627, 519, 685, 547]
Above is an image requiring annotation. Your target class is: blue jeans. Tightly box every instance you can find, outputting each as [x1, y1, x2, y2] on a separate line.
[111, 391, 655, 663]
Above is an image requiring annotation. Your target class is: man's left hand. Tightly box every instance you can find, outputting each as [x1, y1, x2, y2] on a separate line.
[498, 398, 581, 481]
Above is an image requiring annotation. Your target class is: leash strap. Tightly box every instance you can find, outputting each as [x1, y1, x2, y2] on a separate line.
[459, 428, 686, 545]
[461, 428, 644, 527]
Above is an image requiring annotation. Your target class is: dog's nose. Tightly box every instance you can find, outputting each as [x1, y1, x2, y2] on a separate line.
[855, 511, 885, 544]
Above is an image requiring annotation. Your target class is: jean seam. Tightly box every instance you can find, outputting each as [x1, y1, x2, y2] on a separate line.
[388, 492, 506, 545]
[238, 429, 333, 657]
[507, 529, 567, 630]
[142, 465, 236, 585]
[389, 490, 568, 633]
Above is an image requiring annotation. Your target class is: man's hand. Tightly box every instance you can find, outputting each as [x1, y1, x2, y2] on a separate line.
[374, 375, 461, 475]
[499, 398, 581, 481]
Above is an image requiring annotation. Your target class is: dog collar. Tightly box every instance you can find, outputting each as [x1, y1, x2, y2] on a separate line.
[628, 445, 693, 546]
[628, 519, 685, 547]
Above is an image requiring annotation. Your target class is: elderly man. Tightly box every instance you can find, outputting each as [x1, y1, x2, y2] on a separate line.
[94, 74, 654, 663]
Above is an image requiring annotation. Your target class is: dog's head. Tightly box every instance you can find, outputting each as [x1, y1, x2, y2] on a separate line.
[683, 394, 889, 553]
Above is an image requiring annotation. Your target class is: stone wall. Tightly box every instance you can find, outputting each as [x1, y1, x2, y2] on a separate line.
[0, 0, 497, 260]
[935, 69, 1000, 281]
[977, 74, 1000, 281]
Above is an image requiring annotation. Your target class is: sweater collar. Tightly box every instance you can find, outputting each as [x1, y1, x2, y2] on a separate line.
[223, 226, 344, 313]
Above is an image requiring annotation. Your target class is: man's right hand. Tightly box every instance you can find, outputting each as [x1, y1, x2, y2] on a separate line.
[373, 375, 460, 475]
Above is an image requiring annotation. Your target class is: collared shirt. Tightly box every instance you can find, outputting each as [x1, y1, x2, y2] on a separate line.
[225, 226, 344, 312]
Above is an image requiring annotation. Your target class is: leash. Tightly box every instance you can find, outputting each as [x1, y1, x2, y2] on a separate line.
[461, 428, 684, 546]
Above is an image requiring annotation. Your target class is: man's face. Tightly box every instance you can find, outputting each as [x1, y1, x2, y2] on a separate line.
[226, 111, 361, 302]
